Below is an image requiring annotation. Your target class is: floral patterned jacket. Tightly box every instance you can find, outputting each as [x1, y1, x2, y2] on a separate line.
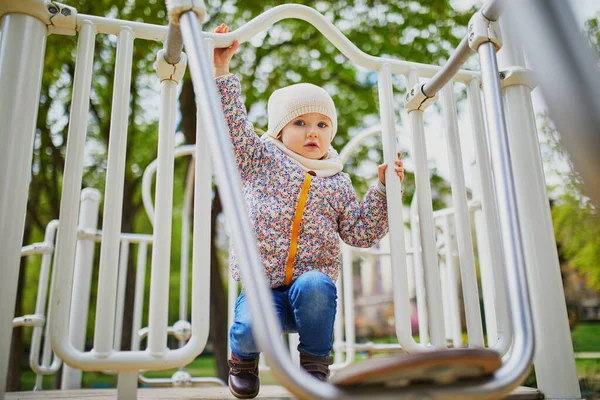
[216, 74, 389, 288]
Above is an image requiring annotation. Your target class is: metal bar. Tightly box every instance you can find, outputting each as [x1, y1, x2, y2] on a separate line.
[0, 12, 47, 397]
[20, 243, 54, 257]
[439, 83, 484, 347]
[341, 243, 356, 364]
[407, 69, 446, 348]
[93, 26, 134, 356]
[496, 13, 581, 397]
[164, 22, 184, 64]
[459, 40, 535, 397]
[29, 221, 59, 376]
[180, 160, 194, 334]
[147, 65, 178, 356]
[422, 0, 499, 97]
[142, 145, 196, 225]
[187, 34, 215, 353]
[422, 36, 471, 97]
[467, 79, 510, 354]
[117, 371, 137, 400]
[471, 170, 499, 348]
[62, 189, 101, 389]
[114, 240, 130, 351]
[131, 242, 148, 351]
[378, 65, 424, 353]
[409, 201, 428, 346]
[49, 18, 99, 371]
[333, 275, 344, 365]
[441, 216, 462, 348]
[481, 0, 501, 21]
[74, 6, 480, 82]
[227, 274, 237, 360]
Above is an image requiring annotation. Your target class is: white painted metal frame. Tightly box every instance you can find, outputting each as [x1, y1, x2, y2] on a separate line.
[12, 220, 61, 391]
[38, 17, 210, 380]
[0, 12, 48, 397]
[62, 188, 102, 389]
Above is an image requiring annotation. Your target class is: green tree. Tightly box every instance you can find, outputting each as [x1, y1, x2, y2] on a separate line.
[10, 0, 470, 390]
[540, 111, 600, 291]
[538, 15, 600, 291]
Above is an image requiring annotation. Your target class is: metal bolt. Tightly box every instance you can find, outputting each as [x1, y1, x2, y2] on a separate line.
[61, 8, 71, 16]
[499, 72, 505, 79]
[47, 4, 59, 14]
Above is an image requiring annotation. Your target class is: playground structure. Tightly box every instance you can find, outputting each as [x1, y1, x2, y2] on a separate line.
[1, 0, 596, 399]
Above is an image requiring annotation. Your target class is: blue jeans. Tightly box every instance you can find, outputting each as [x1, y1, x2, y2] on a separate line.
[230, 270, 337, 360]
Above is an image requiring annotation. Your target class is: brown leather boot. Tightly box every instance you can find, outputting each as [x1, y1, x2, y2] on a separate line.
[228, 356, 260, 399]
[300, 353, 333, 381]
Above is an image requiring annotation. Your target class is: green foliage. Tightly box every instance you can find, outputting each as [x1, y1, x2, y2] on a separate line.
[537, 15, 600, 291]
[205, 0, 473, 195]
[540, 111, 600, 290]
[552, 193, 600, 289]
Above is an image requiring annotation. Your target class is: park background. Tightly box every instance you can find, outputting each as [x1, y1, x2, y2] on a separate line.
[6, 0, 600, 397]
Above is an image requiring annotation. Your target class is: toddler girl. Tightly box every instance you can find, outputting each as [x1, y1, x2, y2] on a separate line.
[213, 24, 404, 399]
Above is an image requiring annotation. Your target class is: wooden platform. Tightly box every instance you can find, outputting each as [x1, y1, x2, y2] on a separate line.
[6, 385, 542, 399]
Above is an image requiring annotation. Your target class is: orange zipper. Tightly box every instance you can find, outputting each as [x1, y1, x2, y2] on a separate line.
[284, 172, 313, 285]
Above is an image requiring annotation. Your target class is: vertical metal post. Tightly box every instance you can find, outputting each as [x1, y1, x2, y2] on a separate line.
[441, 216, 462, 348]
[377, 65, 420, 352]
[0, 13, 47, 398]
[114, 240, 130, 350]
[439, 83, 484, 347]
[187, 36, 214, 352]
[227, 273, 237, 359]
[131, 242, 148, 351]
[147, 70, 178, 356]
[333, 275, 344, 364]
[30, 220, 59, 390]
[50, 19, 97, 369]
[117, 371, 137, 399]
[341, 244, 356, 364]
[406, 69, 445, 348]
[62, 189, 101, 389]
[467, 78, 510, 353]
[409, 203, 428, 344]
[497, 15, 580, 398]
[470, 162, 499, 347]
[93, 27, 134, 356]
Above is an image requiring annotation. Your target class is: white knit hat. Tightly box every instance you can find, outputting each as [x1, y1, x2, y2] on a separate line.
[266, 83, 338, 141]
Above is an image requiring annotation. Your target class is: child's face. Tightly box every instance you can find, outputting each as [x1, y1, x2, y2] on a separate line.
[280, 113, 332, 160]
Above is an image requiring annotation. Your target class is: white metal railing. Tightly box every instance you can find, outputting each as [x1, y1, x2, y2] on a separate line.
[13, 220, 61, 391]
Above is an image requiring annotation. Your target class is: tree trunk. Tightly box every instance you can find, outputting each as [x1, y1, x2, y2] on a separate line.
[209, 193, 229, 381]
[120, 203, 136, 352]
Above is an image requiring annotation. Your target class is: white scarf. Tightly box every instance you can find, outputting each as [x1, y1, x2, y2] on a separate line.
[262, 135, 343, 178]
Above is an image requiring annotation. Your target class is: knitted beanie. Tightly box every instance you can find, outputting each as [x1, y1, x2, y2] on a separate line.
[266, 83, 338, 141]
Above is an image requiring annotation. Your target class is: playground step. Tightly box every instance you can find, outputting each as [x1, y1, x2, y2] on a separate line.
[6, 385, 541, 399]
[504, 386, 543, 399]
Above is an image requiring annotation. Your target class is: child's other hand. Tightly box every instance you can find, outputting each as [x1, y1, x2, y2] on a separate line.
[213, 24, 239, 77]
[378, 152, 404, 185]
